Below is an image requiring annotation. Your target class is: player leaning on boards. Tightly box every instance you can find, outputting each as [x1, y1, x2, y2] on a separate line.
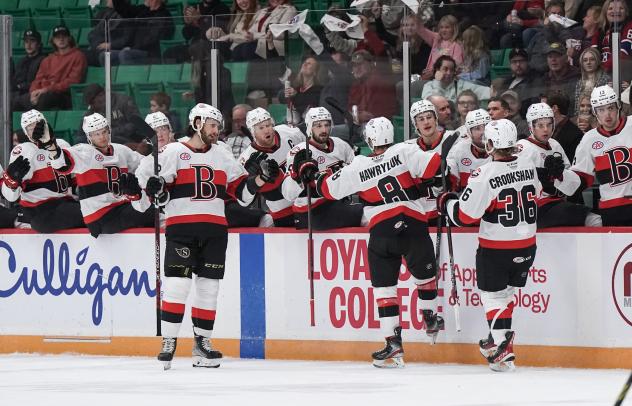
[295, 117, 443, 368]
[132, 104, 276, 369]
[515, 102, 601, 228]
[46, 112, 153, 237]
[282, 106, 362, 230]
[407, 100, 459, 225]
[1, 109, 84, 232]
[438, 119, 542, 372]
[554, 85, 632, 226]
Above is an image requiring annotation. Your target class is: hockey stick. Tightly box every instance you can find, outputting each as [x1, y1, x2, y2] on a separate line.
[305, 133, 316, 327]
[614, 370, 632, 406]
[130, 115, 162, 336]
[439, 132, 461, 332]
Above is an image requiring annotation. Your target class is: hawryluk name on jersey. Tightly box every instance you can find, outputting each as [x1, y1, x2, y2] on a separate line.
[359, 155, 404, 182]
[0, 239, 155, 326]
[489, 168, 535, 189]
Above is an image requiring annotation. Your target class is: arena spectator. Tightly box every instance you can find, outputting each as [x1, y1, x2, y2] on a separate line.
[417, 15, 464, 80]
[572, 91, 598, 133]
[319, 50, 354, 125]
[568, 5, 602, 64]
[501, 90, 529, 139]
[87, 0, 133, 66]
[496, 0, 545, 48]
[459, 25, 490, 85]
[13, 26, 86, 111]
[547, 92, 583, 163]
[493, 48, 545, 108]
[150, 92, 182, 136]
[112, 0, 175, 65]
[455, 89, 480, 126]
[543, 42, 581, 98]
[522, 0, 565, 49]
[325, 13, 386, 58]
[10, 29, 46, 111]
[487, 96, 511, 120]
[223, 104, 253, 159]
[278, 56, 323, 121]
[348, 50, 397, 123]
[397, 14, 431, 77]
[421, 55, 490, 103]
[573, 47, 611, 116]
[427, 94, 458, 131]
[600, 0, 632, 73]
[206, 0, 260, 58]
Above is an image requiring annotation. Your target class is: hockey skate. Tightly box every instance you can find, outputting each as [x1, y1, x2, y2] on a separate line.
[422, 310, 444, 344]
[372, 326, 404, 368]
[479, 331, 516, 372]
[157, 337, 177, 370]
[192, 334, 222, 368]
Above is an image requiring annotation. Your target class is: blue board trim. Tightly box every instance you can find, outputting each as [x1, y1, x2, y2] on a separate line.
[239, 233, 266, 358]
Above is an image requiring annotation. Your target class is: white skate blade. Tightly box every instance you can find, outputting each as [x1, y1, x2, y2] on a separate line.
[489, 360, 515, 372]
[162, 361, 172, 371]
[372, 357, 405, 369]
[192, 356, 221, 368]
[428, 331, 439, 345]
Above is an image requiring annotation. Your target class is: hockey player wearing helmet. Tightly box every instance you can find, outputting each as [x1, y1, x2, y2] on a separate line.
[238, 107, 305, 227]
[281, 107, 360, 229]
[132, 103, 271, 369]
[446, 109, 491, 191]
[1, 109, 84, 232]
[145, 111, 175, 149]
[299, 117, 443, 367]
[515, 103, 601, 228]
[554, 85, 632, 225]
[438, 119, 542, 372]
[48, 112, 153, 237]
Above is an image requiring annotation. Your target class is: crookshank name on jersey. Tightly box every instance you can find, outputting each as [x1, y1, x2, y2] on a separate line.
[489, 169, 535, 189]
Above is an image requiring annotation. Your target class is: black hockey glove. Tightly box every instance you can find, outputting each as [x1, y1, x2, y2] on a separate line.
[244, 151, 268, 176]
[543, 153, 565, 181]
[259, 159, 280, 183]
[3, 156, 31, 189]
[146, 176, 165, 196]
[31, 119, 57, 150]
[292, 148, 319, 183]
[436, 191, 458, 216]
[119, 172, 142, 199]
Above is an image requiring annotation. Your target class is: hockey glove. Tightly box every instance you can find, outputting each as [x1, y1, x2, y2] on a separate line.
[244, 151, 268, 176]
[543, 153, 565, 181]
[259, 159, 280, 183]
[119, 172, 142, 200]
[31, 120, 57, 150]
[436, 191, 458, 216]
[3, 156, 31, 189]
[292, 148, 319, 183]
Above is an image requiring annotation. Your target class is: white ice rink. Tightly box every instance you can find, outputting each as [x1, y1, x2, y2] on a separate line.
[0, 354, 629, 406]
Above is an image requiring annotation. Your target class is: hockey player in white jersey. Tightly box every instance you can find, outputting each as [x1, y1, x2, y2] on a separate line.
[515, 103, 600, 228]
[554, 85, 632, 226]
[438, 119, 542, 372]
[300, 117, 443, 367]
[446, 109, 491, 191]
[47, 112, 153, 237]
[133, 104, 275, 369]
[238, 107, 305, 227]
[407, 100, 458, 224]
[1, 110, 84, 232]
[281, 107, 361, 229]
[0, 163, 19, 228]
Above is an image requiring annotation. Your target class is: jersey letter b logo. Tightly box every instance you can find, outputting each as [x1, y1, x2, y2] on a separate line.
[605, 147, 632, 186]
[105, 166, 122, 195]
[192, 165, 217, 200]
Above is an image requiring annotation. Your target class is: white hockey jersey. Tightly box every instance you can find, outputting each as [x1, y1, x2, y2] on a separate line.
[51, 143, 143, 224]
[563, 116, 632, 210]
[282, 137, 354, 213]
[318, 143, 441, 231]
[446, 155, 542, 249]
[2, 140, 74, 208]
[135, 141, 255, 236]
[405, 130, 456, 220]
[446, 138, 490, 191]
[238, 126, 305, 220]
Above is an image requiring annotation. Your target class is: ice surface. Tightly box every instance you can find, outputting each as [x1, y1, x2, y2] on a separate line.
[0, 354, 628, 406]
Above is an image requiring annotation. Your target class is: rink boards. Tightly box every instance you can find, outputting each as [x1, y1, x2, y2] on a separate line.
[0, 227, 631, 368]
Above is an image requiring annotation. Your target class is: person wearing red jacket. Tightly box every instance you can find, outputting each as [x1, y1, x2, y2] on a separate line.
[347, 50, 396, 124]
[13, 25, 87, 111]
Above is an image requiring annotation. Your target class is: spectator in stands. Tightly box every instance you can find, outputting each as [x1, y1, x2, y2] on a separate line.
[369, 0, 405, 46]
[319, 50, 354, 125]
[455, 89, 480, 126]
[544, 42, 581, 98]
[600, 0, 632, 73]
[568, 5, 602, 64]
[78, 83, 143, 148]
[112, 0, 175, 65]
[10, 29, 46, 111]
[501, 90, 529, 139]
[278, 56, 323, 121]
[522, 0, 565, 49]
[497, 0, 545, 48]
[493, 48, 545, 108]
[87, 0, 133, 66]
[428, 94, 458, 131]
[348, 50, 396, 123]
[417, 15, 464, 80]
[459, 25, 490, 85]
[325, 13, 386, 58]
[164, 0, 231, 63]
[421, 55, 490, 103]
[547, 92, 583, 162]
[150, 92, 183, 136]
[572, 91, 598, 133]
[13, 26, 86, 111]
[206, 0, 260, 58]
[397, 14, 431, 78]
[224, 104, 253, 159]
[487, 96, 511, 120]
[573, 47, 610, 117]
[231, 0, 297, 61]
